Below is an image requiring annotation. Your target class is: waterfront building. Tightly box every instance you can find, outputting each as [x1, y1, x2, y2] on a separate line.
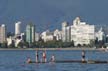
[106, 35, 108, 43]
[53, 29, 62, 41]
[66, 26, 71, 42]
[61, 17, 95, 46]
[35, 32, 40, 42]
[95, 27, 105, 41]
[15, 21, 21, 35]
[6, 36, 15, 47]
[15, 38, 22, 47]
[15, 33, 25, 47]
[20, 33, 25, 41]
[0, 24, 6, 43]
[71, 17, 95, 46]
[41, 30, 54, 42]
[7, 36, 13, 46]
[26, 23, 35, 44]
[62, 21, 68, 42]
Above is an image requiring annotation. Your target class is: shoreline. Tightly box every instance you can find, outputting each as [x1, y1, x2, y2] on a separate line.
[0, 47, 100, 51]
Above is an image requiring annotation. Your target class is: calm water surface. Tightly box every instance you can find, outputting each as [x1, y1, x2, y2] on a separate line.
[0, 50, 108, 71]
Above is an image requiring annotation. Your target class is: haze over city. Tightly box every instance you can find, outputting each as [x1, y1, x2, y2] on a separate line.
[0, 0, 108, 32]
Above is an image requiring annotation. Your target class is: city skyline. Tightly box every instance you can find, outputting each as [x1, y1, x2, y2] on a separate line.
[0, 17, 107, 48]
[0, 1, 108, 71]
[0, 0, 108, 32]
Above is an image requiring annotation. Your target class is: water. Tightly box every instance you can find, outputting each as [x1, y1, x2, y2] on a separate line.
[0, 50, 108, 71]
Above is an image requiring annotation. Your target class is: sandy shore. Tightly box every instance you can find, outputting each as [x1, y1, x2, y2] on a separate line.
[0, 47, 99, 51]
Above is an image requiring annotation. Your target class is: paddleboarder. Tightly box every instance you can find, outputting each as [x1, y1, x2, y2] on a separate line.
[42, 50, 47, 62]
[82, 50, 86, 62]
[26, 57, 31, 63]
[36, 50, 39, 63]
[51, 54, 55, 62]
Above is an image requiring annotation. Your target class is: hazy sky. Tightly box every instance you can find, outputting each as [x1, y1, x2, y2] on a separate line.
[0, 0, 108, 32]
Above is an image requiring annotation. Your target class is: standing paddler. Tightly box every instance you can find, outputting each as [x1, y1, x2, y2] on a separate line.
[82, 50, 86, 62]
[26, 57, 31, 63]
[50, 54, 55, 62]
[36, 50, 39, 63]
[42, 50, 47, 63]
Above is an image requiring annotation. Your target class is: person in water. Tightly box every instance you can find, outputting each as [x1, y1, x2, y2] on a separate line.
[36, 50, 39, 63]
[26, 57, 31, 63]
[42, 51, 47, 62]
[51, 55, 55, 62]
[82, 50, 86, 62]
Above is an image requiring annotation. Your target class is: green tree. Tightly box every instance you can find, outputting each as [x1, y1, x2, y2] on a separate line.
[1, 42, 7, 48]
[89, 40, 95, 47]
[8, 42, 15, 48]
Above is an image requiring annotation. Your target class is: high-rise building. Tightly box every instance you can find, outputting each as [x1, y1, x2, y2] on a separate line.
[26, 23, 35, 44]
[66, 26, 71, 42]
[35, 32, 40, 42]
[62, 21, 68, 42]
[15, 21, 21, 35]
[61, 17, 95, 46]
[71, 17, 95, 46]
[0, 24, 6, 43]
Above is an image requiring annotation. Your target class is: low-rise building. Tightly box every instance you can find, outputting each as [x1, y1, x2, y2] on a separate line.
[41, 30, 54, 42]
[95, 27, 105, 41]
[53, 29, 62, 41]
[7, 36, 13, 46]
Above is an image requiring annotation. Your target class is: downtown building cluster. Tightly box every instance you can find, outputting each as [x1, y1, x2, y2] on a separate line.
[0, 17, 107, 48]
[61, 17, 95, 46]
[41, 17, 106, 46]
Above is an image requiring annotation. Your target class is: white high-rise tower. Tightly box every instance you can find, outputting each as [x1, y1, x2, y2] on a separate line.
[15, 21, 21, 35]
[62, 21, 68, 42]
[0, 24, 6, 43]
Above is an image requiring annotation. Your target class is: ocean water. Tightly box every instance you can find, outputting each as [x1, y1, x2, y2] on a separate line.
[0, 50, 108, 71]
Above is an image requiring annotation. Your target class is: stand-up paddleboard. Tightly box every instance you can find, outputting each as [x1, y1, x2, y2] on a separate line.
[26, 60, 108, 64]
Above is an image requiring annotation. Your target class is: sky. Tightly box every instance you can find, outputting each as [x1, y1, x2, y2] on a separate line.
[0, 0, 108, 33]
